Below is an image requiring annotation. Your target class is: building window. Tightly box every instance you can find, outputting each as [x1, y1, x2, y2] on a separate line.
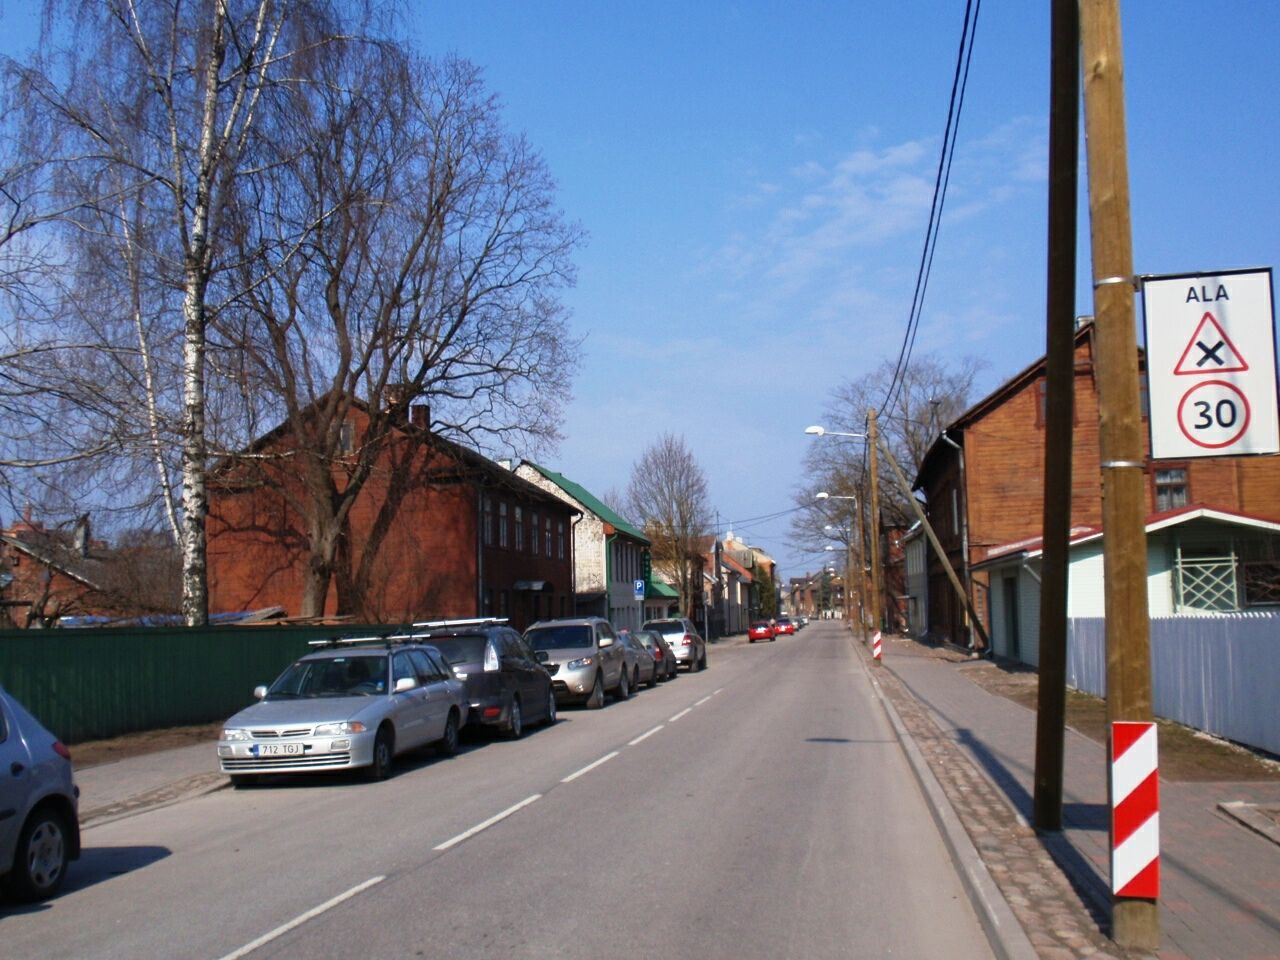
[515, 506, 524, 551]
[483, 497, 494, 546]
[545, 516, 552, 557]
[498, 501, 509, 548]
[557, 521, 565, 559]
[1154, 467, 1189, 512]
[338, 420, 355, 454]
[531, 512, 540, 555]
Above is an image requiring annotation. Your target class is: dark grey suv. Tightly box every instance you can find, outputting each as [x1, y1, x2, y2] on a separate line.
[413, 618, 556, 739]
[524, 617, 629, 708]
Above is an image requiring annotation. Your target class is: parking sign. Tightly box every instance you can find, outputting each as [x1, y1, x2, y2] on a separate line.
[633, 579, 645, 601]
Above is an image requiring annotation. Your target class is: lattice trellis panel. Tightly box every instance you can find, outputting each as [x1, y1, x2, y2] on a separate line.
[1241, 560, 1280, 606]
[1176, 558, 1238, 612]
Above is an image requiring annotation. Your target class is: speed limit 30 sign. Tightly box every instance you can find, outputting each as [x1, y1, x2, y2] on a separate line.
[1142, 268, 1278, 460]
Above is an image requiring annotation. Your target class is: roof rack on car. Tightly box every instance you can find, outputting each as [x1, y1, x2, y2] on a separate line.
[411, 617, 509, 628]
[306, 634, 390, 648]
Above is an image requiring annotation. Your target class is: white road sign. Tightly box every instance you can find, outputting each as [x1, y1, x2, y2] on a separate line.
[1141, 268, 1278, 459]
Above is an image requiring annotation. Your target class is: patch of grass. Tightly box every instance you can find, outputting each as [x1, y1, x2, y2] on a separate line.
[960, 659, 1280, 783]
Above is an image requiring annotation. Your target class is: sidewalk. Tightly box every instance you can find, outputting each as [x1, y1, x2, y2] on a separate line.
[867, 630, 1280, 960]
[75, 742, 225, 828]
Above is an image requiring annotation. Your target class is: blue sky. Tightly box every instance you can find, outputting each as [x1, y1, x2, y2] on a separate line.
[401, 1, 1279, 579]
[5, 2, 1278, 583]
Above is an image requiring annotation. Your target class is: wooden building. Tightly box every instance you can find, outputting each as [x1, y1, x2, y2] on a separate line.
[208, 403, 577, 630]
[914, 321, 1280, 647]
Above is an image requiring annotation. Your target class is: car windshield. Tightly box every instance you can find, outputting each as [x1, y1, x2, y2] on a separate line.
[267, 655, 388, 699]
[427, 635, 489, 665]
[525, 624, 592, 649]
[635, 631, 657, 648]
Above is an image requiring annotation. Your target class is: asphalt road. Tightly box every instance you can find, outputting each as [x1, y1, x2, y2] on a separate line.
[3, 622, 991, 960]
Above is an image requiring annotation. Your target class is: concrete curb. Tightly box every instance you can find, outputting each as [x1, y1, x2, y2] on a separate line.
[80, 773, 228, 829]
[1218, 800, 1280, 847]
[859, 646, 1040, 960]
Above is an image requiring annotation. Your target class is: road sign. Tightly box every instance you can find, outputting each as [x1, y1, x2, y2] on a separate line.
[1142, 268, 1278, 459]
[633, 579, 645, 601]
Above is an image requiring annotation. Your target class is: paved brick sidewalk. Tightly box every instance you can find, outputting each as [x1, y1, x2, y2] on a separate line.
[872, 631, 1280, 960]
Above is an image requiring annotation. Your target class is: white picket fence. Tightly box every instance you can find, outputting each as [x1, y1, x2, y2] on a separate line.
[1066, 613, 1280, 756]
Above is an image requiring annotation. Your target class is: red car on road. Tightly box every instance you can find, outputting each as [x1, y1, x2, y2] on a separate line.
[774, 617, 797, 636]
[748, 621, 776, 643]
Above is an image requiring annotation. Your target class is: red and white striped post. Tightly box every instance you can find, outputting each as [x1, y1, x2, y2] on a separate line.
[871, 630, 882, 662]
[1110, 721, 1160, 899]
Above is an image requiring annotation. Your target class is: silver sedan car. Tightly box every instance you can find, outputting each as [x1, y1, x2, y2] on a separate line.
[218, 640, 468, 785]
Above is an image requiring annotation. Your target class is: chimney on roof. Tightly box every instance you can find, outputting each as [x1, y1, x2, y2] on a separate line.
[73, 513, 91, 557]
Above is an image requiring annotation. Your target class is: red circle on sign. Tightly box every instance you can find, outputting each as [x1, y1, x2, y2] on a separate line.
[1176, 380, 1251, 448]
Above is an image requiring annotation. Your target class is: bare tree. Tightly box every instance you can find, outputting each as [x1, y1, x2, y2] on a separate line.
[627, 434, 712, 617]
[1, 0, 360, 624]
[792, 353, 982, 561]
[218, 48, 581, 618]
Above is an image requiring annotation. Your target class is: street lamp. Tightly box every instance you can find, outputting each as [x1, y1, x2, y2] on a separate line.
[808, 423, 880, 644]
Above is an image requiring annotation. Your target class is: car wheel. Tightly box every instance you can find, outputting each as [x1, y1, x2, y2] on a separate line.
[4, 807, 70, 902]
[699, 649, 708, 670]
[586, 673, 605, 709]
[616, 668, 631, 701]
[504, 698, 524, 740]
[750, 637, 755, 643]
[437, 710, 460, 756]
[544, 691, 558, 725]
[647, 666, 658, 689]
[367, 726, 394, 780]
[229, 774, 259, 789]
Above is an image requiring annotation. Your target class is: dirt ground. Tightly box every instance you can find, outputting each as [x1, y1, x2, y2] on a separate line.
[68, 723, 223, 769]
[959, 657, 1280, 782]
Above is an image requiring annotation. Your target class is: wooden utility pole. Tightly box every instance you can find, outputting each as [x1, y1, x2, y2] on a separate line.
[867, 409, 883, 643]
[1033, 0, 1079, 834]
[876, 434, 990, 650]
[1079, 0, 1159, 949]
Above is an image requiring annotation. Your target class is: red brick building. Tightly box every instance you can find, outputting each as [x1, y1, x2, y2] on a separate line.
[914, 322, 1280, 647]
[208, 404, 578, 630]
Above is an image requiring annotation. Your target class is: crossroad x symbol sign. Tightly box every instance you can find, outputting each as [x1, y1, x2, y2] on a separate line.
[1174, 312, 1249, 375]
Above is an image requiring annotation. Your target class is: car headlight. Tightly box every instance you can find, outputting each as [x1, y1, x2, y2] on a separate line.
[314, 721, 368, 737]
[221, 728, 251, 742]
[567, 657, 594, 669]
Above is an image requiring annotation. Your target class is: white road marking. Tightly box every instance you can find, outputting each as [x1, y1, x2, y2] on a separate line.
[561, 751, 620, 783]
[628, 724, 664, 746]
[669, 707, 693, 722]
[712, 687, 724, 696]
[433, 794, 542, 851]
[695, 695, 713, 706]
[217, 876, 385, 960]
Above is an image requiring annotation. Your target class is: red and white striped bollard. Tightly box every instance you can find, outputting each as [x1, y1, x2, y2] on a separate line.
[1110, 721, 1160, 899]
[871, 630, 882, 662]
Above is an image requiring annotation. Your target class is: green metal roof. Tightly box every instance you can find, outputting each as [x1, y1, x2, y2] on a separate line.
[646, 578, 679, 599]
[525, 464, 650, 543]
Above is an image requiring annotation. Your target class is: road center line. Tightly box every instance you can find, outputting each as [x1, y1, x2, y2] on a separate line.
[561, 751, 619, 783]
[695, 695, 713, 706]
[669, 707, 692, 722]
[628, 724, 664, 746]
[712, 687, 724, 696]
[217, 875, 385, 960]
[434, 794, 542, 851]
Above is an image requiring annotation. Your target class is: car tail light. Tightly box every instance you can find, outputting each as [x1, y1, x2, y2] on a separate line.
[53, 741, 71, 761]
[682, 635, 694, 646]
[482, 706, 502, 719]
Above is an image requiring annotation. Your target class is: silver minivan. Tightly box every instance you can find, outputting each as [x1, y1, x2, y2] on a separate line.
[0, 685, 80, 902]
[524, 617, 629, 708]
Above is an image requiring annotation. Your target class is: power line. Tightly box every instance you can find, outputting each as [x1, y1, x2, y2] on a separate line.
[881, 0, 983, 417]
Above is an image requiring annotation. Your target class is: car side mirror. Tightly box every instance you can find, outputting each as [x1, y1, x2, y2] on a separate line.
[599, 636, 614, 648]
[535, 650, 550, 663]
[253, 685, 268, 700]
[394, 676, 417, 693]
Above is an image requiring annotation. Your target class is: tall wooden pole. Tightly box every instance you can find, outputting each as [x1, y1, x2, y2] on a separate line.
[1079, 0, 1158, 948]
[1033, 0, 1079, 834]
[867, 409, 883, 647]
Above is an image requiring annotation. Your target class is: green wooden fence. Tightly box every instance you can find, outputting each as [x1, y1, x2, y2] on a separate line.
[0, 624, 407, 743]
